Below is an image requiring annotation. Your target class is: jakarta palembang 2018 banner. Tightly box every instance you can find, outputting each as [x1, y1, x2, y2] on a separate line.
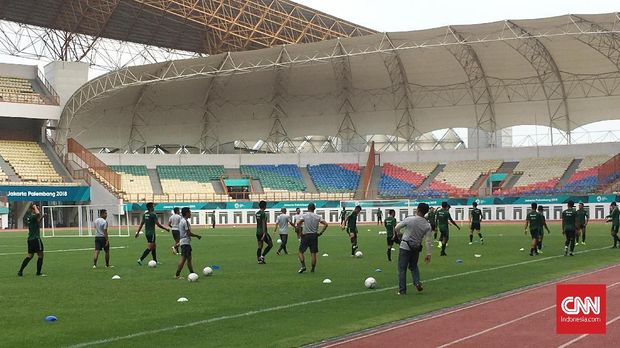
[0, 185, 90, 202]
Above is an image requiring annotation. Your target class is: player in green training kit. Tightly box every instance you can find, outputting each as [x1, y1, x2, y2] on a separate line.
[562, 200, 577, 256]
[384, 209, 398, 261]
[537, 205, 551, 253]
[575, 202, 589, 245]
[256, 200, 272, 264]
[608, 202, 620, 248]
[524, 203, 542, 256]
[135, 202, 170, 265]
[426, 207, 437, 242]
[436, 202, 460, 256]
[342, 205, 362, 256]
[17, 203, 46, 276]
[469, 202, 484, 245]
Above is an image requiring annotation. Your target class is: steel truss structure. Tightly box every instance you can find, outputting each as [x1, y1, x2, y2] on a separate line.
[55, 13, 620, 153]
[0, 0, 375, 71]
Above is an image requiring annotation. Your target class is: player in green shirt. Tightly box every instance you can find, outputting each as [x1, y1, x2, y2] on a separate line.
[537, 205, 551, 253]
[342, 205, 362, 256]
[426, 207, 437, 242]
[135, 202, 170, 265]
[562, 200, 577, 256]
[524, 203, 543, 256]
[384, 209, 398, 261]
[436, 202, 460, 256]
[575, 202, 589, 245]
[609, 202, 620, 248]
[339, 206, 347, 226]
[255, 200, 272, 264]
[17, 203, 46, 277]
[469, 202, 484, 245]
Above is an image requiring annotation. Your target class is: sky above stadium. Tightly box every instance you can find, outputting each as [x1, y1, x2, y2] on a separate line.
[296, 0, 619, 32]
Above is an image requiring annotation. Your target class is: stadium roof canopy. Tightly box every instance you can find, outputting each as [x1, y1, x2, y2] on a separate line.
[0, 0, 375, 55]
[56, 13, 620, 153]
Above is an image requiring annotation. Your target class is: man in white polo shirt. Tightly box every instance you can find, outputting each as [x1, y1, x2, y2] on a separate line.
[93, 209, 111, 268]
[296, 203, 328, 274]
[168, 207, 182, 255]
[394, 203, 432, 295]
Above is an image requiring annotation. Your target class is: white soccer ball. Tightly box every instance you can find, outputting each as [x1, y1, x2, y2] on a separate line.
[187, 273, 199, 282]
[147, 260, 157, 268]
[355, 251, 363, 258]
[364, 277, 377, 289]
[203, 267, 213, 276]
[277, 238, 282, 244]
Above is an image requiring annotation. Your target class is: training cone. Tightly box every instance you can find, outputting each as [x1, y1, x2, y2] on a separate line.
[323, 279, 332, 284]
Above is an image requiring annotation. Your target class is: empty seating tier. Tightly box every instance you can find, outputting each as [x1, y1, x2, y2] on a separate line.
[379, 162, 438, 197]
[109, 165, 153, 199]
[308, 163, 360, 193]
[503, 157, 573, 195]
[0, 140, 63, 183]
[561, 155, 610, 193]
[428, 160, 502, 197]
[240, 165, 306, 191]
[0, 76, 45, 104]
[156, 165, 230, 202]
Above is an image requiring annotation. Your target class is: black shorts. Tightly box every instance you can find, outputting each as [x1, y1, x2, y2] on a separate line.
[439, 228, 449, 240]
[257, 232, 272, 243]
[180, 244, 192, 258]
[299, 234, 319, 253]
[347, 227, 358, 235]
[171, 230, 180, 241]
[145, 233, 156, 243]
[27, 238, 43, 254]
[388, 235, 400, 245]
[470, 222, 481, 230]
[564, 229, 576, 239]
[576, 224, 584, 231]
[529, 229, 540, 239]
[95, 237, 109, 251]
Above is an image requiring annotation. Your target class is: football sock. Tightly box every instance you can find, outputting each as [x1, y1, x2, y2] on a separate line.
[570, 239, 576, 252]
[256, 248, 262, 259]
[300, 260, 305, 268]
[433, 232, 437, 240]
[582, 231, 586, 243]
[151, 249, 157, 262]
[530, 248, 534, 255]
[441, 243, 446, 254]
[19, 257, 31, 272]
[387, 248, 391, 261]
[282, 245, 287, 254]
[36, 257, 43, 274]
[469, 235, 473, 243]
[311, 265, 315, 272]
[263, 244, 272, 257]
[538, 240, 543, 250]
[478, 233, 483, 240]
[140, 249, 150, 261]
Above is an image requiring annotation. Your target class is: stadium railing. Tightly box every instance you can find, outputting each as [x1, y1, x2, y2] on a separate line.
[67, 138, 121, 192]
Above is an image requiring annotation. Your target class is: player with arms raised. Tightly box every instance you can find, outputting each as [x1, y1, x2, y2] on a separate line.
[17, 203, 46, 277]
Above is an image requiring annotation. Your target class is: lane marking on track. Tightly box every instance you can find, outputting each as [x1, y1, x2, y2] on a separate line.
[0, 246, 126, 256]
[557, 313, 620, 348]
[438, 281, 620, 348]
[69, 246, 614, 347]
[319, 260, 620, 347]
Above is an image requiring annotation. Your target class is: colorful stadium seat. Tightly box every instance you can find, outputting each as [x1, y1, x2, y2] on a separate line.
[379, 162, 438, 197]
[156, 165, 229, 202]
[307, 163, 360, 193]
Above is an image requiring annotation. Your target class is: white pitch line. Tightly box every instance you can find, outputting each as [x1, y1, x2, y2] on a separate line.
[68, 245, 613, 347]
[438, 281, 620, 348]
[557, 313, 620, 348]
[0, 246, 126, 256]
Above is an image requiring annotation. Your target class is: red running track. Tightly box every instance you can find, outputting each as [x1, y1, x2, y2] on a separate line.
[321, 263, 620, 348]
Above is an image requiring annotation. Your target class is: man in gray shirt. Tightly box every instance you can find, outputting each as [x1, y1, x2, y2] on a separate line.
[175, 207, 202, 280]
[296, 203, 328, 274]
[274, 208, 295, 255]
[93, 209, 111, 268]
[168, 207, 182, 255]
[394, 203, 432, 295]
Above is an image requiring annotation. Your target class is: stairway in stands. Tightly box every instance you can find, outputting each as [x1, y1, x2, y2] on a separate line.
[556, 159, 582, 188]
[417, 164, 444, 191]
[147, 169, 164, 195]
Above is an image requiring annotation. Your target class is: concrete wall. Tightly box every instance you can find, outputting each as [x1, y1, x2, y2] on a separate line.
[0, 63, 37, 79]
[0, 102, 61, 120]
[44, 61, 89, 107]
[96, 142, 618, 169]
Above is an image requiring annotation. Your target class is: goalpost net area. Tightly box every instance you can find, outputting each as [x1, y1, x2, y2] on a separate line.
[42, 204, 130, 237]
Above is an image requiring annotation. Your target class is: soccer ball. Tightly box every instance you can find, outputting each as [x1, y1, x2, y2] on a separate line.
[364, 277, 377, 289]
[355, 251, 363, 258]
[203, 267, 213, 276]
[147, 260, 157, 268]
[277, 238, 282, 244]
[188, 273, 199, 282]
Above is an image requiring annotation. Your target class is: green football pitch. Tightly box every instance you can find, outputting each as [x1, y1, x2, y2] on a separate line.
[1, 223, 619, 347]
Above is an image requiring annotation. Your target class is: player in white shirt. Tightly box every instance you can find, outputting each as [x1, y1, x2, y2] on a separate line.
[168, 207, 182, 255]
[296, 203, 328, 273]
[93, 209, 112, 268]
[273, 208, 295, 255]
[175, 207, 202, 279]
[293, 207, 303, 241]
